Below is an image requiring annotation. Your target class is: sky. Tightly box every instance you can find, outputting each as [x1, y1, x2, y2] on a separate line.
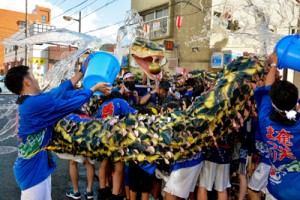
[0, 0, 131, 43]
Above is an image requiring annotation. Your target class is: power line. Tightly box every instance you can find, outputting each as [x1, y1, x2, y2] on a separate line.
[67, 0, 99, 18]
[51, 0, 89, 20]
[83, 4, 203, 34]
[81, 0, 119, 20]
[64, 0, 119, 29]
[84, 20, 123, 33]
[62, 0, 100, 28]
[53, 0, 67, 10]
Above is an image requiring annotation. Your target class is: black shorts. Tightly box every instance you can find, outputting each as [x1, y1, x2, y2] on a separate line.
[128, 161, 153, 193]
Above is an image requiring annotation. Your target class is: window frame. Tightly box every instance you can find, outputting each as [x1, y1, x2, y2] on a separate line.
[41, 15, 47, 22]
[142, 6, 170, 40]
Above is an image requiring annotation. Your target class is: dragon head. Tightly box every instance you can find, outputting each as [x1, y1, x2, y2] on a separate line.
[130, 38, 165, 80]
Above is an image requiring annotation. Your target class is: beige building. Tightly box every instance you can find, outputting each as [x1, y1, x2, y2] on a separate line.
[131, 0, 213, 74]
[131, 0, 300, 86]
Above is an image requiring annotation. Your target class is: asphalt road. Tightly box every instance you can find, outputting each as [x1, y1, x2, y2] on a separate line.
[0, 94, 100, 200]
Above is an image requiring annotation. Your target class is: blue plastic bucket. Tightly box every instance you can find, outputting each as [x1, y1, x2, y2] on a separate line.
[83, 52, 120, 95]
[275, 34, 300, 71]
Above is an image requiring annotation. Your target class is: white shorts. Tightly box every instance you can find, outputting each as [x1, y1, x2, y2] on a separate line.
[21, 175, 51, 200]
[248, 162, 270, 192]
[198, 160, 231, 192]
[56, 153, 95, 164]
[73, 157, 95, 164]
[238, 163, 247, 175]
[164, 163, 203, 199]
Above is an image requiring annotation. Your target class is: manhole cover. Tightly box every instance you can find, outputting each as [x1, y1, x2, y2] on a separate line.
[0, 146, 18, 154]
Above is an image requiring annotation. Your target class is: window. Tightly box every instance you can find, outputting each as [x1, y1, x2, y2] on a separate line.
[41, 15, 47, 22]
[290, 27, 297, 34]
[19, 21, 26, 29]
[142, 7, 169, 39]
[28, 23, 56, 36]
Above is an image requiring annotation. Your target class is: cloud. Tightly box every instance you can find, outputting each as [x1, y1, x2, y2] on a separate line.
[0, 0, 123, 44]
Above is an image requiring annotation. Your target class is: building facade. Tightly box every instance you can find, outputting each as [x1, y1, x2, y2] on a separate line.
[0, 5, 51, 75]
[131, 0, 300, 85]
[131, 0, 211, 74]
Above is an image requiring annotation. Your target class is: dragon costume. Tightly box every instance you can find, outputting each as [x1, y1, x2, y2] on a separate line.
[48, 50, 269, 166]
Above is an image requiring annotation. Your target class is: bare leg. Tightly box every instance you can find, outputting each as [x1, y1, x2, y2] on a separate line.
[125, 186, 130, 200]
[197, 187, 208, 200]
[85, 159, 95, 192]
[151, 179, 161, 199]
[217, 190, 228, 200]
[247, 189, 261, 200]
[165, 192, 178, 200]
[238, 174, 247, 200]
[69, 160, 79, 192]
[106, 162, 112, 188]
[141, 192, 150, 200]
[99, 160, 108, 189]
[130, 190, 137, 200]
[112, 162, 125, 195]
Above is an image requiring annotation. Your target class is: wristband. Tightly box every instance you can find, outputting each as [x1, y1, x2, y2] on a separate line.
[270, 63, 277, 67]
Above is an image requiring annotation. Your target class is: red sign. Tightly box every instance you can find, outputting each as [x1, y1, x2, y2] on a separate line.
[164, 40, 174, 51]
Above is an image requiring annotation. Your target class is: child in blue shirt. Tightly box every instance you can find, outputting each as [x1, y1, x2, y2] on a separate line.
[254, 51, 300, 200]
[4, 65, 111, 200]
[95, 91, 137, 200]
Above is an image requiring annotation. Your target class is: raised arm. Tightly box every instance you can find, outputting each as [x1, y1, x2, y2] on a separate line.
[70, 71, 84, 87]
[265, 50, 279, 86]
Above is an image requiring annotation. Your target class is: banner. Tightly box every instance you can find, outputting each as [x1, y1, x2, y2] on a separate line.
[175, 67, 186, 75]
[153, 21, 160, 31]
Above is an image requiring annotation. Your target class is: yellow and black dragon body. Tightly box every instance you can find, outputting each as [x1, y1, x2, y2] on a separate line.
[48, 52, 269, 166]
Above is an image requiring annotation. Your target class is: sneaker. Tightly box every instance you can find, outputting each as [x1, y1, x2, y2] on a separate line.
[98, 188, 111, 200]
[84, 190, 94, 199]
[66, 189, 81, 199]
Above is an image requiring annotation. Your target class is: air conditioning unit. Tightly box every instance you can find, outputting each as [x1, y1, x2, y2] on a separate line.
[169, 58, 178, 69]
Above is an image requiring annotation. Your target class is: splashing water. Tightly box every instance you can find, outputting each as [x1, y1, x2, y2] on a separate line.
[1, 0, 299, 149]
[4, 29, 103, 91]
[0, 95, 18, 142]
[185, 0, 300, 55]
[0, 29, 103, 151]
[115, 9, 147, 64]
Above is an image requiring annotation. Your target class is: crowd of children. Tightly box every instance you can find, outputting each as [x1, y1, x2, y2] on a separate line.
[6, 50, 300, 200]
[64, 60, 276, 200]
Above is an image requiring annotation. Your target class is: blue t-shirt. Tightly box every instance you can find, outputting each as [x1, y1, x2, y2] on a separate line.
[95, 98, 137, 119]
[254, 120, 271, 165]
[170, 152, 203, 171]
[254, 85, 300, 200]
[144, 92, 175, 108]
[14, 80, 93, 190]
[135, 81, 147, 97]
[203, 133, 233, 164]
[183, 89, 193, 98]
[112, 88, 138, 107]
[238, 118, 258, 164]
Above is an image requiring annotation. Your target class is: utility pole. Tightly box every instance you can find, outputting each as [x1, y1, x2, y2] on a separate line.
[25, 0, 28, 66]
[14, 45, 18, 67]
[63, 11, 82, 69]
